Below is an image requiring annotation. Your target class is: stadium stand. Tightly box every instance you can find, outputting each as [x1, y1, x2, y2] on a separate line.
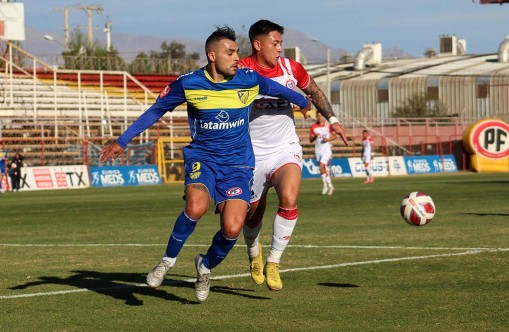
[1, 40, 473, 169]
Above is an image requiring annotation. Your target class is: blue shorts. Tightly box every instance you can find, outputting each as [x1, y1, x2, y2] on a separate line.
[184, 159, 253, 209]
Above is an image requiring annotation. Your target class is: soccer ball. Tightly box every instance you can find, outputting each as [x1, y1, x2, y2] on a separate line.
[400, 192, 435, 226]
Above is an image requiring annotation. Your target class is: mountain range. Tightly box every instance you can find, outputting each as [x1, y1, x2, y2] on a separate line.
[22, 25, 413, 65]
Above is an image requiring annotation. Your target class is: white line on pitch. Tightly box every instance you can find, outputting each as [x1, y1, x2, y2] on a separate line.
[1, 248, 507, 300]
[0, 243, 507, 251]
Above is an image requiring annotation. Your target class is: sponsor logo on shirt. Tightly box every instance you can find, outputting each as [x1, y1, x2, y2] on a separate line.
[200, 111, 245, 130]
[216, 110, 229, 122]
[253, 98, 291, 110]
[190, 96, 208, 101]
[159, 86, 170, 98]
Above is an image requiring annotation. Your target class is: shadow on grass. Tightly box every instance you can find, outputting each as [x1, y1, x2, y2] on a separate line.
[460, 212, 509, 217]
[9, 270, 269, 305]
[444, 180, 509, 185]
[318, 282, 359, 288]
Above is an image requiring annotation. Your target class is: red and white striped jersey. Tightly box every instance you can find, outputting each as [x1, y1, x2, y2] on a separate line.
[362, 135, 374, 159]
[310, 122, 333, 154]
[239, 56, 310, 158]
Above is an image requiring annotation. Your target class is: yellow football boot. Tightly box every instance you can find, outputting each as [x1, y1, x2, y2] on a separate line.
[249, 243, 265, 285]
[264, 262, 283, 291]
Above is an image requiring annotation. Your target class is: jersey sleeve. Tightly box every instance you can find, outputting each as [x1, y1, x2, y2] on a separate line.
[291, 60, 311, 90]
[116, 79, 186, 148]
[309, 124, 317, 138]
[255, 71, 308, 109]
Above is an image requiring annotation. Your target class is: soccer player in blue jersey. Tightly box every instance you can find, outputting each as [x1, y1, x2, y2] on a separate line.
[0, 150, 8, 193]
[99, 26, 310, 302]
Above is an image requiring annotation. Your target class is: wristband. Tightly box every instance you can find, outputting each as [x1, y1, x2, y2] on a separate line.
[328, 116, 340, 125]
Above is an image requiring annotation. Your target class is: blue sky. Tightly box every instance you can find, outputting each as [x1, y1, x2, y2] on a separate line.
[20, 0, 509, 56]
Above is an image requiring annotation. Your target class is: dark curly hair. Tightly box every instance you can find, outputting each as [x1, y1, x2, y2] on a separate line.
[205, 25, 236, 52]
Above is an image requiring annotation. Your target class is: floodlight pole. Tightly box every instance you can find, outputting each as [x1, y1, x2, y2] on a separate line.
[312, 38, 331, 101]
[326, 47, 331, 102]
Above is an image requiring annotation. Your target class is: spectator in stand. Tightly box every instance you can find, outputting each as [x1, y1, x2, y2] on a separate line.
[361, 130, 374, 184]
[10, 152, 23, 191]
[310, 113, 337, 195]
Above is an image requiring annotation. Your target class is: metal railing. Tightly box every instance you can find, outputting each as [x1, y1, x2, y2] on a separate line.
[0, 41, 161, 138]
[37, 54, 201, 74]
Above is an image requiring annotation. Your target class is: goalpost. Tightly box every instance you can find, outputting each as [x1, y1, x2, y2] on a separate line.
[156, 137, 190, 183]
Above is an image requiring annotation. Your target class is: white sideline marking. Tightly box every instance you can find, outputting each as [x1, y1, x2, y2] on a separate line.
[1, 248, 507, 300]
[0, 243, 507, 251]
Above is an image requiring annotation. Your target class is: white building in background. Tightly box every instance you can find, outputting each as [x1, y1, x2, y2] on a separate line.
[306, 35, 509, 122]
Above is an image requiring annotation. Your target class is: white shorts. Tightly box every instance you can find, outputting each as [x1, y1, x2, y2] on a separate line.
[251, 144, 303, 203]
[316, 150, 332, 166]
[362, 155, 371, 164]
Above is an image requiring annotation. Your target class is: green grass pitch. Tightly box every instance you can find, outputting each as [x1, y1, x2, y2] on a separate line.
[0, 172, 508, 331]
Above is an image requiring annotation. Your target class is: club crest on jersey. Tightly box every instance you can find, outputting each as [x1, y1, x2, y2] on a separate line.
[159, 85, 170, 98]
[237, 90, 250, 104]
[215, 110, 229, 123]
[226, 187, 242, 197]
[286, 80, 296, 90]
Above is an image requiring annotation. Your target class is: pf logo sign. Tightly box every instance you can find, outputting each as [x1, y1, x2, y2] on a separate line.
[463, 119, 509, 172]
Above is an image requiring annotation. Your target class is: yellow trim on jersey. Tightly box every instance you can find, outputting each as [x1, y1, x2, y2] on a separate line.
[185, 87, 260, 109]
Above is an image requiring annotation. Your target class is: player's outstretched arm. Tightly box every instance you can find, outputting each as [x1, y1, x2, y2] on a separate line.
[99, 140, 124, 162]
[309, 130, 317, 143]
[303, 78, 348, 146]
[257, 72, 309, 110]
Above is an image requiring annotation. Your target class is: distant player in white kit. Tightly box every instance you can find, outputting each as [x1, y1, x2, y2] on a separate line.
[362, 129, 374, 184]
[310, 113, 337, 195]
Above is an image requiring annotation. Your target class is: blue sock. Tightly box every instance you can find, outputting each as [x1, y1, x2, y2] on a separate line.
[202, 231, 237, 270]
[164, 211, 197, 258]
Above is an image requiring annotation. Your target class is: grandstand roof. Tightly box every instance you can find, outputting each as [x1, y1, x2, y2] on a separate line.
[308, 54, 509, 83]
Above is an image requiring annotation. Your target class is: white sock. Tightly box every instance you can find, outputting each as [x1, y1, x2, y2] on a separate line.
[243, 222, 262, 258]
[321, 174, 328, 186]
[198, 261, 210, 274]
[161, 256, 176, 267]
[366, 166, 372, 177]
[268, 207, 298, 264]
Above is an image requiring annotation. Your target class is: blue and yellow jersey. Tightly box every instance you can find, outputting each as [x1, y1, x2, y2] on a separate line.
[0, 151, 7, 172]
[117, 67, 308, 167]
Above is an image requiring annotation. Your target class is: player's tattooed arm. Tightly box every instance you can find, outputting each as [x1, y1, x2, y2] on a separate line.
[303, 78, 348, 146]
[302, 78, 335, 119]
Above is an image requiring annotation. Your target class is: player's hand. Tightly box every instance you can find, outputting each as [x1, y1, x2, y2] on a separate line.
[331, 123, 349, 146]
[99, 140, 124, 162]
[299, 96, 312, 120]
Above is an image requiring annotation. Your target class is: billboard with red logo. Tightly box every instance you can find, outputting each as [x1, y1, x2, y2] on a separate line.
[463, 119, 509, 172]
[18, 165, 90, 191]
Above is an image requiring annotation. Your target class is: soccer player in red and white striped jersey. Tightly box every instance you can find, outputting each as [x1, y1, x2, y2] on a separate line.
[310, 113, 337, 194]
[239, 19, 348, 291]
[362, 129, 375, 184]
